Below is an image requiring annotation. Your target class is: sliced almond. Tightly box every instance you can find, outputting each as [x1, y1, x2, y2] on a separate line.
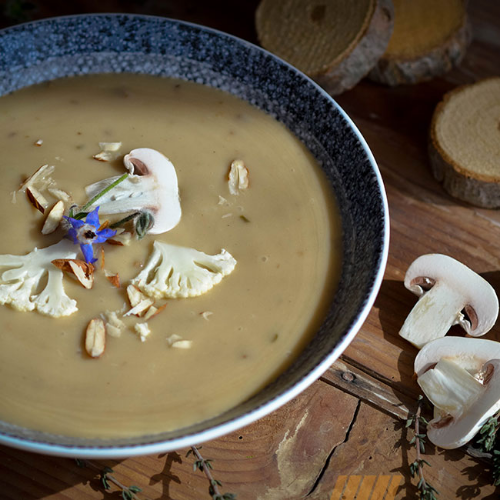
[127, 284, 146, 307]
[172, 340, 193, 349]
[93, 151, 114, 162]
[34, 139, 43, 146]
[85, 318, 106, 358]
[26, 186, 48, 214]
[107, 324, 122, 338]
[48, 188, 71, 203]
[105, 271, 120, 288]
[69, 261, 94, 289]
[93, 142, 122, 162]
[52, 259, 95, 289]
[144, 306, 158, 320]
[166, 334, 192, 349]
[107, 231, 132, 246]
[166, 334, 183, 347]
[41, 200, 64, 235]
[134, 322, 151, 342]
[104, 310, 125, 338]
[124, 298, 154, 317]
[19, 164, 55, 192]
[98, 220, 110, 231]
[228, 159, 249, 195]
[144, 303, 167, 320]
[99, 141, 122, 152]
[100, 247, 105, 271]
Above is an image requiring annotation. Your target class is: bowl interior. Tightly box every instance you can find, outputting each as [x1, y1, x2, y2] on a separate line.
[0, 14, 388, 456]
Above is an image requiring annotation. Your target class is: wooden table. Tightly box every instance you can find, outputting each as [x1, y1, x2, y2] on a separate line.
[0, 1, 499, 499]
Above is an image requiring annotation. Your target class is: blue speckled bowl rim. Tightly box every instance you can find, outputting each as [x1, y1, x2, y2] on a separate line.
[0, 14, 389, 458]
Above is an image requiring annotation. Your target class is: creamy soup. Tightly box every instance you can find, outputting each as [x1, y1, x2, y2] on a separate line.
[0, 74, 340, 438]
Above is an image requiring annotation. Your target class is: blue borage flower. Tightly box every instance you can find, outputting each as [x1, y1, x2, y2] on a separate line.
[64, 207, 116, 263]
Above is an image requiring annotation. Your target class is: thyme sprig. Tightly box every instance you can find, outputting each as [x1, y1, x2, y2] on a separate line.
[406, 396, 439, 500]
[473, 411, 500, 485]
[477, 414, 500, 452]
[75, 458, 143, 500]
[70, 173, 129, 219]
[187, 446, 237, 500]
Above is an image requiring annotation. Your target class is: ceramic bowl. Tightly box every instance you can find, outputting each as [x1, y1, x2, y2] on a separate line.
[0, 14, 389, 458]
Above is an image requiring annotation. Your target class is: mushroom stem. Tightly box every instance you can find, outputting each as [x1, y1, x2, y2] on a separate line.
[400, 285, 464, 348]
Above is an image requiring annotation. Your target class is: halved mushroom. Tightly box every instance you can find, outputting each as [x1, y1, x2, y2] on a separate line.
[417, 356, 500, 449]
[415, 337, 500, 377]
[85, 148, 181, 234]
[399, 254, 498, 349]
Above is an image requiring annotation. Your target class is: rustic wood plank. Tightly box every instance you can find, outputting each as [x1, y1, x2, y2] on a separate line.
[0, 1, 498, 499]
[333, 0, 500, 397]
[321, 359, 412, 420]
[309, 402, 499, 500]
[0, 381, 359, 500]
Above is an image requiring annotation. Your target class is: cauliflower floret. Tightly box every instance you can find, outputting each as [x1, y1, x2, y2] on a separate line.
[132, 241, 236, 299]
[34, 269, 77, 317]
[0, 239, 79, 317]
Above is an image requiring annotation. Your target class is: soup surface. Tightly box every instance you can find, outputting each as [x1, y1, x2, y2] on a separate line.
[0, 74, 340, 438]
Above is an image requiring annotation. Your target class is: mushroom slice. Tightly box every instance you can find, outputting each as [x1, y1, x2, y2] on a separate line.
[399, 254, 498, 349]
[420, 359, 500, 449]
[414, 337, 500, 377]
[85, 148, 181, 235]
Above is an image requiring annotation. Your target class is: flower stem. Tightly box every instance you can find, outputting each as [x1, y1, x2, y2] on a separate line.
[73, 173, 129, 219]
[110, 211, 141, 229]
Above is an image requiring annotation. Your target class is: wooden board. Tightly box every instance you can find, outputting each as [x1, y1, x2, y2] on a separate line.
[0, 0, 499, 498]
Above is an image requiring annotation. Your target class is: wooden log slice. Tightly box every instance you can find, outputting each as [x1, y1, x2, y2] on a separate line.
[369, 0, 471, 86]
[255, 0, 394, 95]
[429, 78, 500, 208]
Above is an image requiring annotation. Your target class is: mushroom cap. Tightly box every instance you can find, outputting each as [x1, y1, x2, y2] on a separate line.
[415, 337, 500, 377]
[426, 359, 500, 449]
[123, 148, 181, 234]
[405, 254, 498, 337]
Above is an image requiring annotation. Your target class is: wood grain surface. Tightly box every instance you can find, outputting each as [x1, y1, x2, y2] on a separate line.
[0, 1, 499, 499]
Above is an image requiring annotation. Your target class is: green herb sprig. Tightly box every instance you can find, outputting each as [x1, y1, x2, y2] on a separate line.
[477, 414, 500, 453]
[406, 396, 439, 500]
[70, 173, 129, 219]
[187, 446, 237, 500]
[75, 459, 143, 500]
[473, 411, 500, 486]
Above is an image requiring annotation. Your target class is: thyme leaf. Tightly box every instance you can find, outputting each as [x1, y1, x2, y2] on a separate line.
[477, 415, 500, 452]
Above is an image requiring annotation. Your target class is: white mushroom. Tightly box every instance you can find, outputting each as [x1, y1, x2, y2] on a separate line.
[417, 355, 500, 449]
[399, 254, 498, 349]
[415, 337, 500, 377]
[85, 148, 181, 234]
